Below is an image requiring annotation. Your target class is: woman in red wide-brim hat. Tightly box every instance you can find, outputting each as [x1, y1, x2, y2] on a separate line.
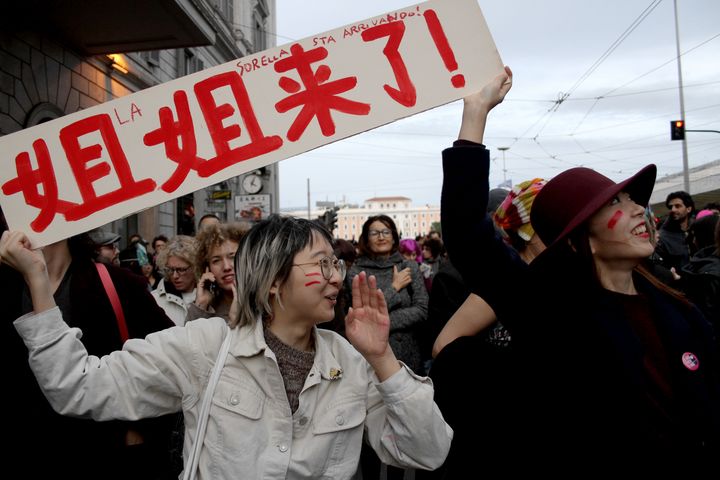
[437, 66, 719, 471]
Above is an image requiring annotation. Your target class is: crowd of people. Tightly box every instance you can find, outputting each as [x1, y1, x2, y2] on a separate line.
[0, 66, 718, 479]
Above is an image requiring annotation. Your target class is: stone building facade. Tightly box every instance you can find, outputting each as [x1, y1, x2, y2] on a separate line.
[1, 0, 277, 245]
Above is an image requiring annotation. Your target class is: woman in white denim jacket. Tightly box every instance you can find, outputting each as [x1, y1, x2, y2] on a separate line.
[1, 215, 452, 480]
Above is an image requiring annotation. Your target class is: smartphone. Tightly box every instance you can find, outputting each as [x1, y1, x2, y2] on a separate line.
[204, 280, 220, 296]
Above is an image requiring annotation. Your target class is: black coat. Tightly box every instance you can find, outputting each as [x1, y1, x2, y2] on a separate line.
[2, 259, 178, 480]
[681, 245, 720, 339]
[439, 143, 720, 469]
[656, 218, 691, 271]
[419, 260, 468, 363]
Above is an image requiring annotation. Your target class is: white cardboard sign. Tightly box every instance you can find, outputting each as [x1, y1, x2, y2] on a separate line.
[0, 0, 502, 246]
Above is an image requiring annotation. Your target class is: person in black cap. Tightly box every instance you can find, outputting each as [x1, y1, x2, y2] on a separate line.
[438, 66, 719, 471]
[89, 229, 121, 266]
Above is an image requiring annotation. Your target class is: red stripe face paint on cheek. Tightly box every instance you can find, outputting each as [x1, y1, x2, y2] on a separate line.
[301, 272, 321, 287]
[607, 210, 623, 230]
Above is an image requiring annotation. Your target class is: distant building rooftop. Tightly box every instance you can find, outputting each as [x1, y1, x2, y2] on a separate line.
[365, 196, 412, 202]
[650, 159, 720, 215]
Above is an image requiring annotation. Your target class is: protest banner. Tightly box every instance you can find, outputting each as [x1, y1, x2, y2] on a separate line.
[0, 0, 503, 246]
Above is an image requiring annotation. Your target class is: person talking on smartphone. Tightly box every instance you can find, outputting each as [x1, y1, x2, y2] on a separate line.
[187, 222, 249, 323]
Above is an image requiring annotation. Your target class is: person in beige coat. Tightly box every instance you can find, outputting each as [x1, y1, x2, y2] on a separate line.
[1, 214, 452, 480]
[152, 235, 198, 326]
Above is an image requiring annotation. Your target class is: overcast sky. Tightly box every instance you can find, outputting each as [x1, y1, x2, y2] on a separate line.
[273, 0, 720, 209]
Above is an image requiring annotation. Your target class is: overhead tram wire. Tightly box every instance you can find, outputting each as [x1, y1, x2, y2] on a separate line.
[510, 31, 719, 148]
[569, 32, 720, 133]
[595, 32, 720, 98]
[524, 0, 663, 140]
[520, 103, 720, 175]
[578, 81, 720, 100]
[563, 0, 664, 98]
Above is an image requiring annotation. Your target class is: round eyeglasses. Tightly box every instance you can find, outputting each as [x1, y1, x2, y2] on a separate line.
[292, 256, 346, 281]
[368, 229, 392, 238]
[164, 265, 192, 276]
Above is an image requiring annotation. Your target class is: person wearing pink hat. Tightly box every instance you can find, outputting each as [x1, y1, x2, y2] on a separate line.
[436, 66, 719, 470]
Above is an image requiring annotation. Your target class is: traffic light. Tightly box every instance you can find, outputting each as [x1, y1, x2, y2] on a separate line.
[670, 120, 685, 140]
[328, 207, 339, 232]
[317, 208, 338, 234]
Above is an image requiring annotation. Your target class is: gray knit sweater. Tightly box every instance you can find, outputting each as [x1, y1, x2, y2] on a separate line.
[263, 326, 315, 413]
[345, 252, 428, 373]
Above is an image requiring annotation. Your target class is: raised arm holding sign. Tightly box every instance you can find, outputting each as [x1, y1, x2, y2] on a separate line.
[0, 0, 503, 247]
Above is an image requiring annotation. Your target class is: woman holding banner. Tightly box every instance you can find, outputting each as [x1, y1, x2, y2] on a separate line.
[0, 214, 452, 479]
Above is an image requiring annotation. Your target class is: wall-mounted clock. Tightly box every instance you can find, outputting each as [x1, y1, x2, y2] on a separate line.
[242, 172, 263, 194]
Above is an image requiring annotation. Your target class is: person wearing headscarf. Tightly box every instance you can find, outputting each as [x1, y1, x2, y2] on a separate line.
[430, 178, 545, 358]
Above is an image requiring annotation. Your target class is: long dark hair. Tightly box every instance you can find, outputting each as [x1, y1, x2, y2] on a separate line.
[566, 225, 689, 306]
[68, 232, 97, 261]
[357, 215, 400, 257]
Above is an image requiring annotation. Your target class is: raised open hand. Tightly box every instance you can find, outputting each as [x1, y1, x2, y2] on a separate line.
[345, 271, 391, 359]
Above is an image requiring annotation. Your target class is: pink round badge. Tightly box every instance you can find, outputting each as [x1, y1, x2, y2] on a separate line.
[681, 352, 699, 371]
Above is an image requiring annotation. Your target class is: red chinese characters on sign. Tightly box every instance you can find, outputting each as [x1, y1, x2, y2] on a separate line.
[143, 90, 201, 193]
[361, 21, 417, 107]
[2, 114, 155, 232]
[144, 71, 283, 192]
[360, 10, 465, 106]
[423, 9, 466, 88]
[2, 8, 468, 236]
[1, 140, 77, 232]
[274, 43, 371, 142]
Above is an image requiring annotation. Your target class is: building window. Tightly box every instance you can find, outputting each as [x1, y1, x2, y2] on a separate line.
[253, 0, 269, 52]
[185, 49, 204, 75]
[214, 0, 233, 19]
[141, 50, 160, 67]
[25, 102, 64, 127]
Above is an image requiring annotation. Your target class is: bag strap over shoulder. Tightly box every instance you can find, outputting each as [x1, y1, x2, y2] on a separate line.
[182, 326, 232, 480]
[95, 262, 129, 343]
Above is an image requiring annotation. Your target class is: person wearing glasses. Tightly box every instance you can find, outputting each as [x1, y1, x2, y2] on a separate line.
[187, 222, 249, 323]
[89, 229, 122, 266]
[347, 215, 429, 480]
[1, 214, 452, 479]
[152, 235, 199, 326]
[348, 215, 429, 374]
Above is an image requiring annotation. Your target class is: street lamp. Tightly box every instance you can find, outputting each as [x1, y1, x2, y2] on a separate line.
[498, 146, 510, 183]
[673, 0, 690, 192]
